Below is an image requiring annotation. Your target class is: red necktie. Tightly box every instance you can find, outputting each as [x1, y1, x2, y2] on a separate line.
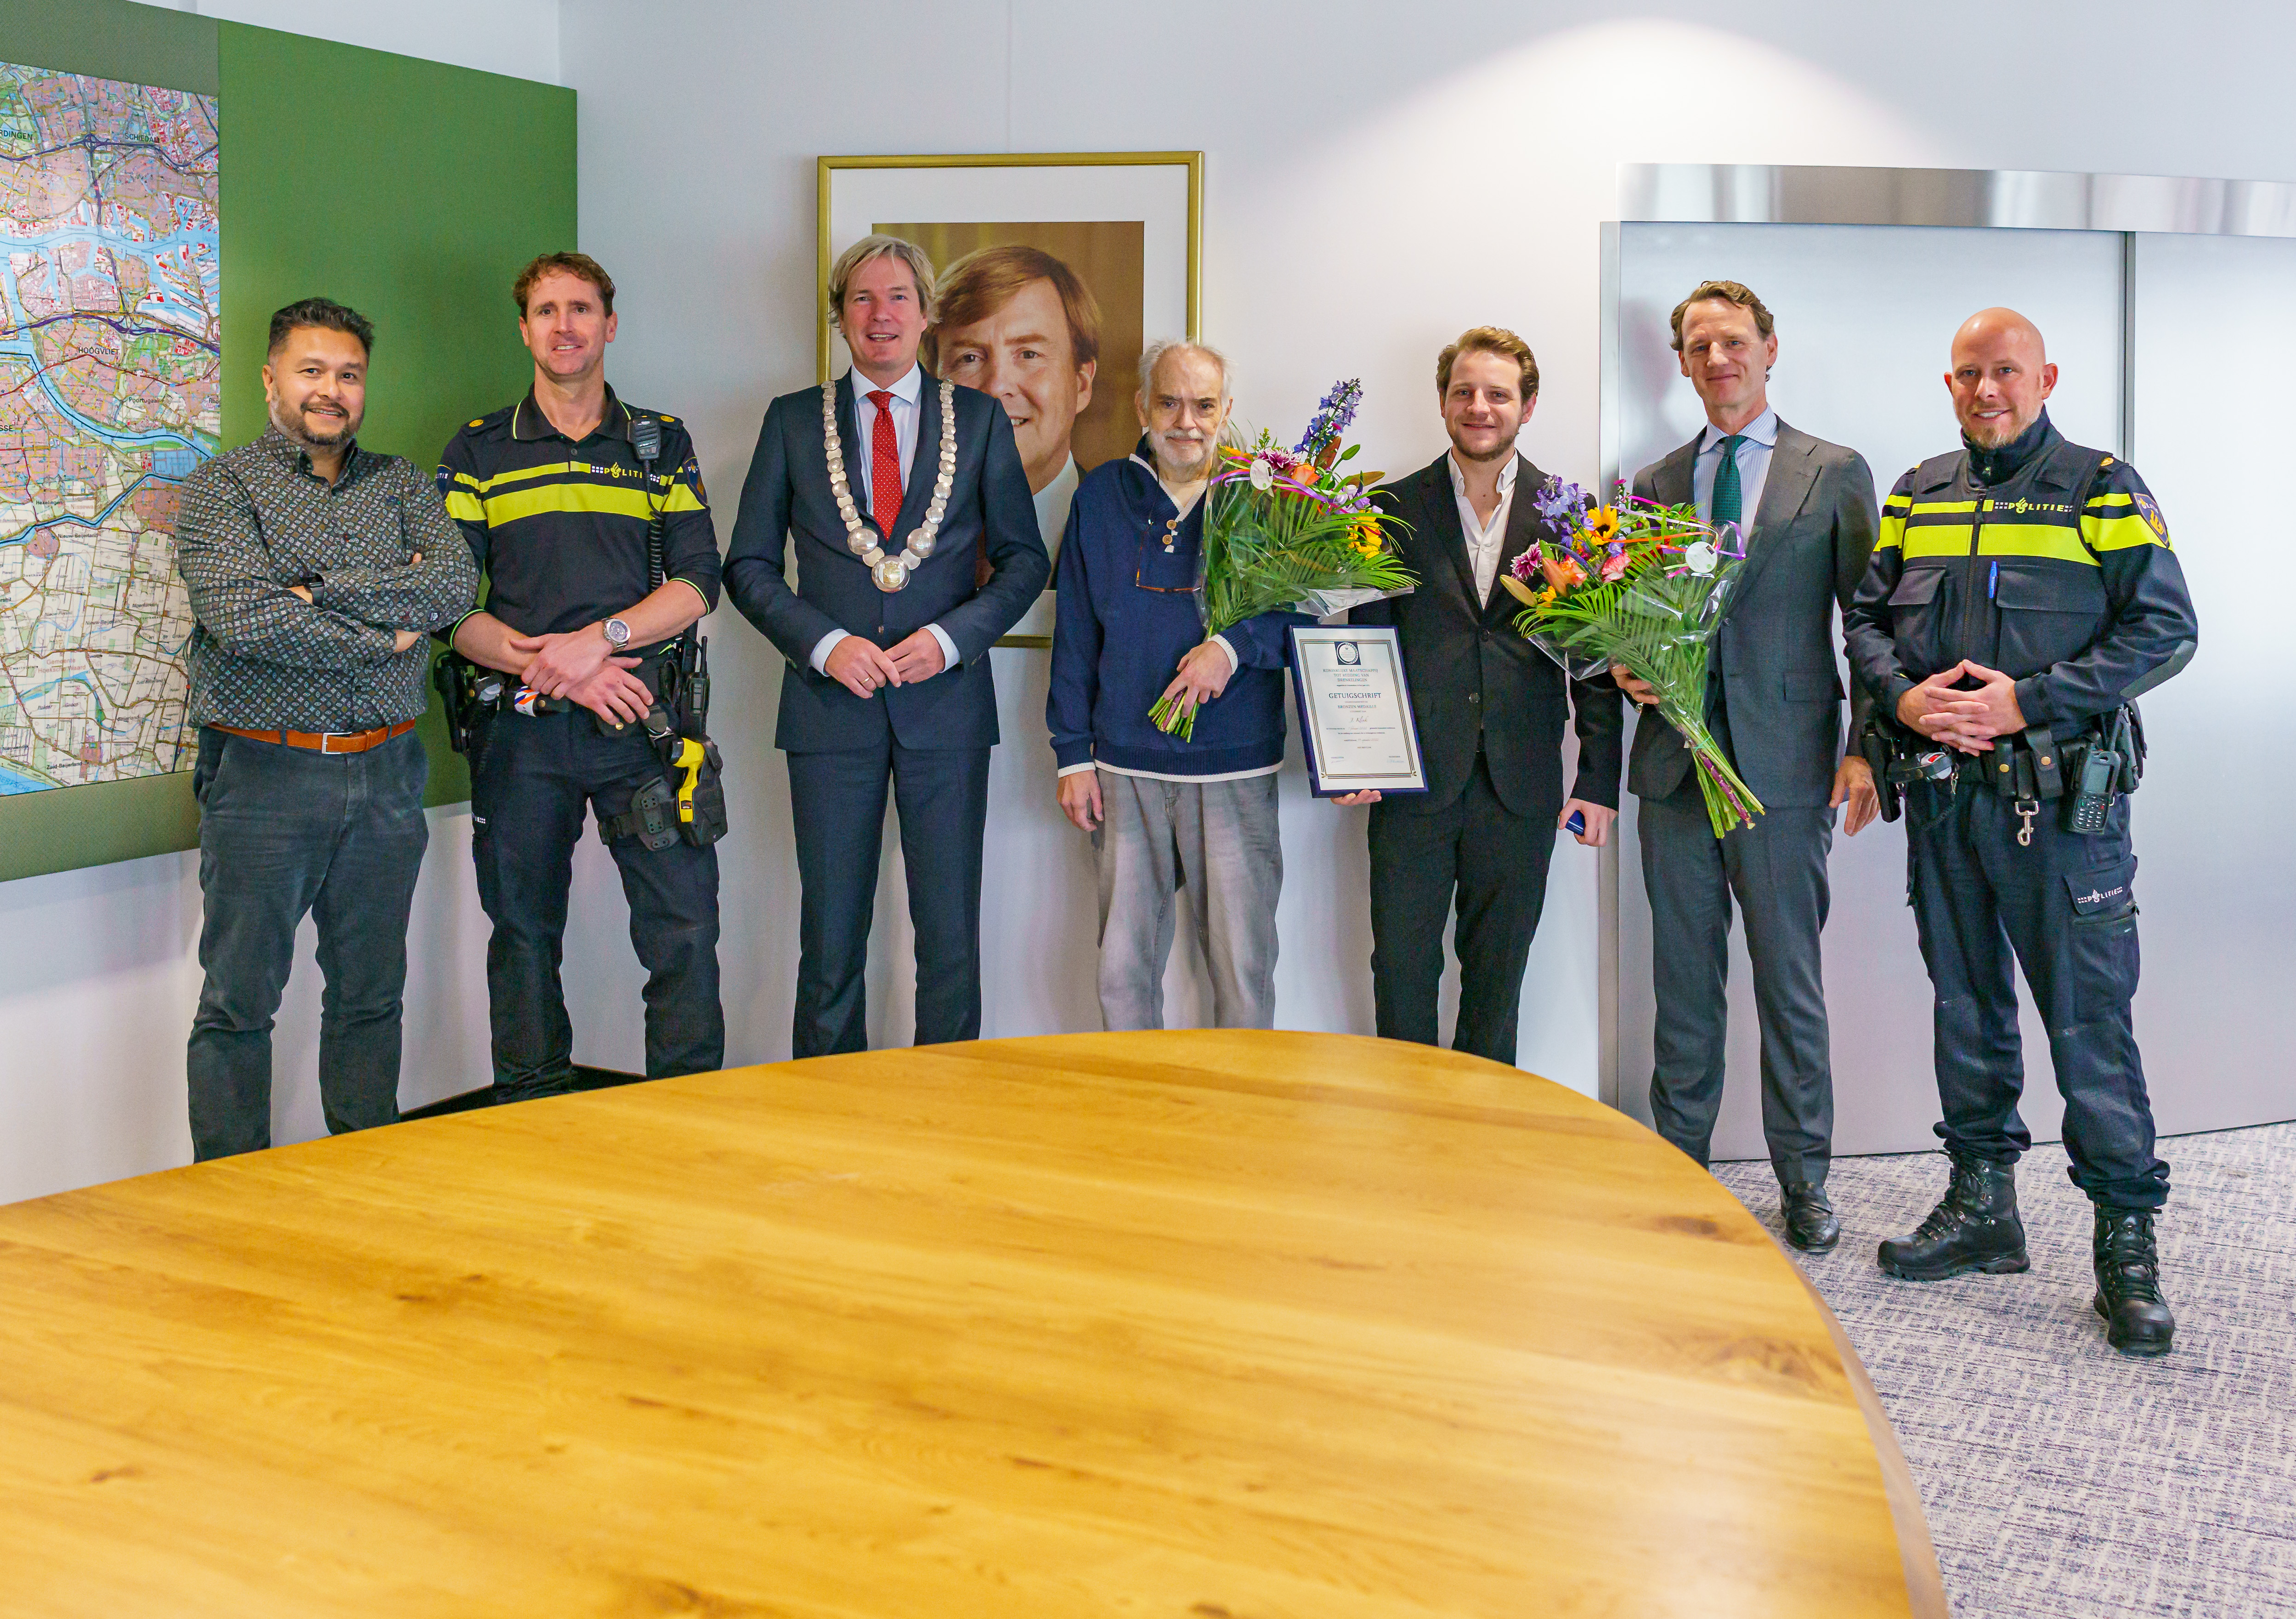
[867, 388, 903, 539]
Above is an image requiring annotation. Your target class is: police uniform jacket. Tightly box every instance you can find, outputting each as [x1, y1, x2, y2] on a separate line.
[436, 389, 720, 690]
[1843, 412, 2197, 733]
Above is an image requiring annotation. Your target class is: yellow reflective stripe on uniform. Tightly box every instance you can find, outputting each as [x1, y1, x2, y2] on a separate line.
[2088, 491, 2137, 509]
[472, 459, 580, 494]
[482, 482, 657, 526]
[449, 470, 483, 492]
[1911, 499, 1981, 515]
[444, 490, 486, 522]
[1902, 525, 1973, 559]
[2087, 512, 2170, 551]
[1975, 523, 2098, 565]
[662, 484, 705, 513]
[1874, 512, 1906, 552]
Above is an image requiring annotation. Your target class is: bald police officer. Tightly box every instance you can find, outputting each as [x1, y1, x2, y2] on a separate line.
[1844, 307, 2197, 1357]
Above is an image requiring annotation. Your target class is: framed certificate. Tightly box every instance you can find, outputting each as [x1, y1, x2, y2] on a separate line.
[1288, 626, 1428, 798]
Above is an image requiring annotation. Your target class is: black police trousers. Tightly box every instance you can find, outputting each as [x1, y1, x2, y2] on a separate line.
[1905, 780, 2167, 1210]
[470, 706, 723, 1096]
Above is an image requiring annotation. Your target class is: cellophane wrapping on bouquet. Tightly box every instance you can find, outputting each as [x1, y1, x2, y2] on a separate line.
[1499, 477, 1763, 836]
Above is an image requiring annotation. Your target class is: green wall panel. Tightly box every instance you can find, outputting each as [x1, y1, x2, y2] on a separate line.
[0, 7, 574, 883]
[217, 22, 577, 817]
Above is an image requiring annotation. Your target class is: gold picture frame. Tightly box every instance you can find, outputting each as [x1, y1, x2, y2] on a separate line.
[816, 153, 1204, 649]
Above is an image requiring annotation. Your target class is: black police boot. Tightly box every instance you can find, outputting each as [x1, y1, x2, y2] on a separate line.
[2092, 1207, 2176, 1357]
[1779, 1179, 1840, 1253]
[1877, 1152, 2029, 1280]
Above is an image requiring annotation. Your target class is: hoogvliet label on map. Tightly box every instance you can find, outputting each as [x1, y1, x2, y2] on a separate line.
[0, 62, 218, 793]
[1287, 625, 1427, 797]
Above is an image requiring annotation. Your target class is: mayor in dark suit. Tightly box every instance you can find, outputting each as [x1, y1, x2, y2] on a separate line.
[1617, 280, 1881, 1251]
[725, 235, 1050, 1056]
[1342, 327, 1623, 1065]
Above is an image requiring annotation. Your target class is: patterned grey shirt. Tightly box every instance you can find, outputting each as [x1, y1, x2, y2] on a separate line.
[177, 425, 478, 731]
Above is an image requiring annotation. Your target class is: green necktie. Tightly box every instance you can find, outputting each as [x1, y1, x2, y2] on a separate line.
[1704, 433, 1744, 767]
[1711, 433, 1746, 533]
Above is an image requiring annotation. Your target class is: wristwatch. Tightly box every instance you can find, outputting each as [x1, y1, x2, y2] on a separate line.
[602, 617, 632, 648]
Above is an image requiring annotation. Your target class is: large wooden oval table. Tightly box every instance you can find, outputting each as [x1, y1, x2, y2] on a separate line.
[0, 1031, 1942, 1616]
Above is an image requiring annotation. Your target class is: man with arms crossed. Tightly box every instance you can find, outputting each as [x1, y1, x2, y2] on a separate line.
[1047, 340, 1297, 1030]
[175, 298, 477, 1157]
[439, 252, 724, 1101]
[1337, 327, 1622, 1065]
[726, 236, 1049, 1056]
[1845, 309, 2196, 1356]
[1617, 281, 1880, 1251]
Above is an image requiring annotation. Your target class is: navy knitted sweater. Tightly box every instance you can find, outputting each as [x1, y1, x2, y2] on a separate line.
[1046, 446, 1301, 777]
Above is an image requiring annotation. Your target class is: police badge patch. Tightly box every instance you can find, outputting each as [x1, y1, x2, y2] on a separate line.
[2133, 491, 2170, 539]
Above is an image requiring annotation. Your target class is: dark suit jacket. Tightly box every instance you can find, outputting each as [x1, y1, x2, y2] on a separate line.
[1626, 420, 1879, 808]
[724, 373, 1049, 753]
[1360, 452, 1623, 817]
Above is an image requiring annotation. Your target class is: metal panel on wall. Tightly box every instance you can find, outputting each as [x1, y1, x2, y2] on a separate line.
[2124, 233, 2296, 1136]
[1609, 221, 2125, 1160]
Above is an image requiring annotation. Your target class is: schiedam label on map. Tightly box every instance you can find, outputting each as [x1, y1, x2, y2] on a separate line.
[0, 61, 218, 794]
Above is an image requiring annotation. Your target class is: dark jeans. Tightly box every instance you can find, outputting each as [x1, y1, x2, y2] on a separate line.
[1367, 753, 1557, 1065]
[1907, 781, 2166, 1210]
[187, 726, 429, 1160]
[470, 708, 723, 1097]
[786, 739, 990, 1057]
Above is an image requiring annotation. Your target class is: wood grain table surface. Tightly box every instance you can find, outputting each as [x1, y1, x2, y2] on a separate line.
[0, 1030, 1943, 1617]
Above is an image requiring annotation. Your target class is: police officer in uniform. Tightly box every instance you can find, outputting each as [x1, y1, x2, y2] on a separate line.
[438, 252, 724, 1099]
[1844, 308, 2197, 1357]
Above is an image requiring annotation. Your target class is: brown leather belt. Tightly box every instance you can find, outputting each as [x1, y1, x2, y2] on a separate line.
[212, 719, 419, 754]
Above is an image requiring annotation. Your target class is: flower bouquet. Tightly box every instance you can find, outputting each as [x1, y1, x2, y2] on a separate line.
[1148, 379, 1416, 738]
[1499, 478, 1763, 835]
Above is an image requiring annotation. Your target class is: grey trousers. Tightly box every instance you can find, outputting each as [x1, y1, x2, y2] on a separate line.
[1092, 769, 1281, 1031]
[1640, 785, 1836, 1182]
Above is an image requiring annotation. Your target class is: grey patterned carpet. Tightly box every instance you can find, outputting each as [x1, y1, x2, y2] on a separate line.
[1713, 1124, 2296, 1619]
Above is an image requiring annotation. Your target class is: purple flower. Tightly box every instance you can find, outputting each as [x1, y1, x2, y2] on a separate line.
[1293, 378, 1364, 460]
[1530, 474, 1590, 530]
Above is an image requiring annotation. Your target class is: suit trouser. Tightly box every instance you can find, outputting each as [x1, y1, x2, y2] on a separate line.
[1368, 753, 1556, 1065]
[186, 727, 427, 1160]
[1906, 781, 2166, 1210]
[1092, 769, 1281, 1031]
[470, 708, 724, 1097]
[1641, 784, 1834, 1181]
[787, 736, 990, 1056]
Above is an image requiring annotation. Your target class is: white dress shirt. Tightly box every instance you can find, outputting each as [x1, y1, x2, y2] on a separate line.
[1692, 407, 1778, 538]
[1034, 453, 1080, 567]
[1448, 450, 1518, 604]
[809, 363, 958, 676]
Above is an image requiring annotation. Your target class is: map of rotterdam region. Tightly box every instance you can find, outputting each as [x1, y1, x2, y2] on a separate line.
[0, 61, 218, 794]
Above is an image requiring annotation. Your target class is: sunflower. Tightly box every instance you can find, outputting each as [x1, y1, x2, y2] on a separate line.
[1581, 505, 1620, 544]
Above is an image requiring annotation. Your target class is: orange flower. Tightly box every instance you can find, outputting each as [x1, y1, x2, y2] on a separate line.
[1540, 554, 1586, 592]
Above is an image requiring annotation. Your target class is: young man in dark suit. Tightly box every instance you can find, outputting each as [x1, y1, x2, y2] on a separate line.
[1615, 280, 1881, 1251]
[1339, 327, 1623, 1066]
[724, 235, 1050, 1057]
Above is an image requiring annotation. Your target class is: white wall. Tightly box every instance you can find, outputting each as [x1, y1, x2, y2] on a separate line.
[13, 0, 2296, 1202]
[128, 0, 561, 82]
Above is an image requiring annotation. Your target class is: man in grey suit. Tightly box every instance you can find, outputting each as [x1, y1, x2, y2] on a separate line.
[1615, 279, 1881, 1251]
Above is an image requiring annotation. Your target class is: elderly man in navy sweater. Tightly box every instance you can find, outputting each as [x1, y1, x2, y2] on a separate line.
[1047, 340, 1302, 1030]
